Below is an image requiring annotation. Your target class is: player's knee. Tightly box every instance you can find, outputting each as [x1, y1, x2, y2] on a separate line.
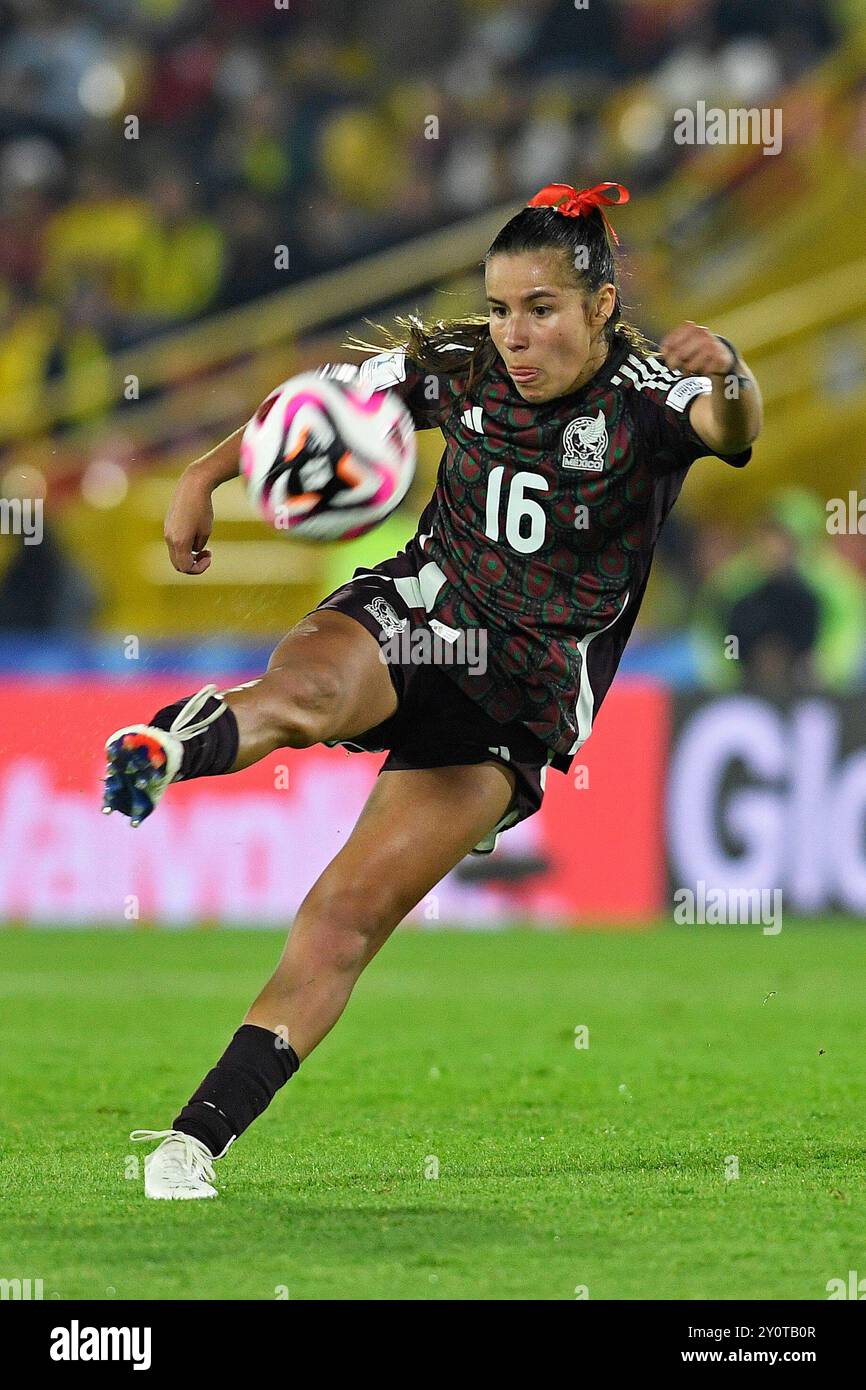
[267, 664, 344, 746]
[300, 884, 396, 973]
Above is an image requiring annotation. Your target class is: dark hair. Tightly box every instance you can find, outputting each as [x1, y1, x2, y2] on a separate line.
[347, 201, 655, 395]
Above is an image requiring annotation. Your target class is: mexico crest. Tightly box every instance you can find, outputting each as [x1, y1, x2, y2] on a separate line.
[561, 409, 608, 471]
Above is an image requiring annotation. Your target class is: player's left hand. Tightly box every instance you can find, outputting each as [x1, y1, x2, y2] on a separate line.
[658, 322, 734, 378]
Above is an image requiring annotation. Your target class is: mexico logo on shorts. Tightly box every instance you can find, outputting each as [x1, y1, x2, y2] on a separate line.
[364, 596, 407, 638]
[561, 409, 608, 471]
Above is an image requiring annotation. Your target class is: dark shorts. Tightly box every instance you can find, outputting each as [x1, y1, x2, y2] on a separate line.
[313, 559, 554, 853]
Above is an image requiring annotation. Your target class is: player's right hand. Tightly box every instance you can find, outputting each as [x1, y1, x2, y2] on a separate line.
[164, 473, 215, 574]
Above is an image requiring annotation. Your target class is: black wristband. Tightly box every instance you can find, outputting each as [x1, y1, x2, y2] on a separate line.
[714, 334, 738, 368]
[714, 335, 750, 388]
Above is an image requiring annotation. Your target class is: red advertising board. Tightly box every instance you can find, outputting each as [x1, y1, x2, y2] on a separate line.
[0, 679, 668, 926]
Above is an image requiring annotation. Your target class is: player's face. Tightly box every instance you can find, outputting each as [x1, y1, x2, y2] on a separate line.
[485, 251, 615, 403]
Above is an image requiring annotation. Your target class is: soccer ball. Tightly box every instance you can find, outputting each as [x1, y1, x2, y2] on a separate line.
[240, 367, 416, 541]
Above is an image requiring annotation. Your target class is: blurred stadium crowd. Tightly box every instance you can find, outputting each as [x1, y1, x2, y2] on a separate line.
[0, 0, 844, 355]
[1, 0, 864, 697]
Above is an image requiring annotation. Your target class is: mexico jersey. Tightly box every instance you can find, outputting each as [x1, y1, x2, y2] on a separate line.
[353, 331, 751, 773]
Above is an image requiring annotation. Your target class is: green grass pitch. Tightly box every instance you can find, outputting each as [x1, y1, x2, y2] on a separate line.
[1, 923, 864, 1301]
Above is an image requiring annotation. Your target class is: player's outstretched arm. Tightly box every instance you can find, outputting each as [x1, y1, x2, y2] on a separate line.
[164, 426, 244, 575]
[658, 321, 763, 455]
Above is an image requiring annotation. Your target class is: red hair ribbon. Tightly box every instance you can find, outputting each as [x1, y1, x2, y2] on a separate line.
[526, 182, 630, 245]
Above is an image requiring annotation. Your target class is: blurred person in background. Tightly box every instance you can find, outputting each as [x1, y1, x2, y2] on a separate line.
[0, 274, 117, 439]
[209, 85, 301, 203]
[693, 489, 866, 693]
[0, 523, 99, 632]
[130, 169, 225, 330]
[216, 190, 288, 307]
[39, 160, 151, 320]
[0, 464, 99, 631]
[45, 278, 115, 425]
[724, 516, 820, 696]
[0, 285, 57, 439]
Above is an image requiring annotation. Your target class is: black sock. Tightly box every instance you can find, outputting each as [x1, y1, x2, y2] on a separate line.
[150, 692, 239, 780]
[173, 1024, 300, 1157]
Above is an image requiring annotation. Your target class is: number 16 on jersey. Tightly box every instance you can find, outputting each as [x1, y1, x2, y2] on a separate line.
[484, 467, 549, 555]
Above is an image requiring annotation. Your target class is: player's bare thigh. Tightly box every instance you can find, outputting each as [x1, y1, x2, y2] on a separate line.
[224, 609, 398, 769]
[245, 759, 518, 1053]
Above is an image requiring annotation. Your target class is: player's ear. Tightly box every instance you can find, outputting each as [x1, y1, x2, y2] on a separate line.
[592, 283, 616, 324]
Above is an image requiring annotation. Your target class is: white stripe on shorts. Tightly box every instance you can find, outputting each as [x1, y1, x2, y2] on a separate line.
[568, 592, 631, 755]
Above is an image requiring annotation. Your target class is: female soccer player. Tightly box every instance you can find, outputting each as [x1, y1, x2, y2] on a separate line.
[105, 182, 763, 1198]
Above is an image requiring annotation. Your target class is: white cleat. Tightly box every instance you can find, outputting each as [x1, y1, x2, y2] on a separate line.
[130, 1129, 219, 1200]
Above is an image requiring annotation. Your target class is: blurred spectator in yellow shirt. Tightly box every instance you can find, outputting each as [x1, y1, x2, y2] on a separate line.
[131, 171, 225, 327]
[0, 285, 56, 439]
[47, 281, 114, 427]
[0, 279, 114, 440]
[40, 163, 151, 313]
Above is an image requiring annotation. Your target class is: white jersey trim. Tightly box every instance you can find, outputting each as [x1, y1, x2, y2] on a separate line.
[392, 559, 447, 614]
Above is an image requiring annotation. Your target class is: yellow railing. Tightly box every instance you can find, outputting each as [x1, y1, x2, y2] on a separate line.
[0, 208, 509, 451]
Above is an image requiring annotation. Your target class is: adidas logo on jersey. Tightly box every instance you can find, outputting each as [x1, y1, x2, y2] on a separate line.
[461, 405, 484, 433]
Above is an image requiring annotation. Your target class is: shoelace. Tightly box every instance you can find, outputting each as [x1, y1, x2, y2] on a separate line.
[168, 684, 228, 742]
[130, 1129, 216, 1186]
